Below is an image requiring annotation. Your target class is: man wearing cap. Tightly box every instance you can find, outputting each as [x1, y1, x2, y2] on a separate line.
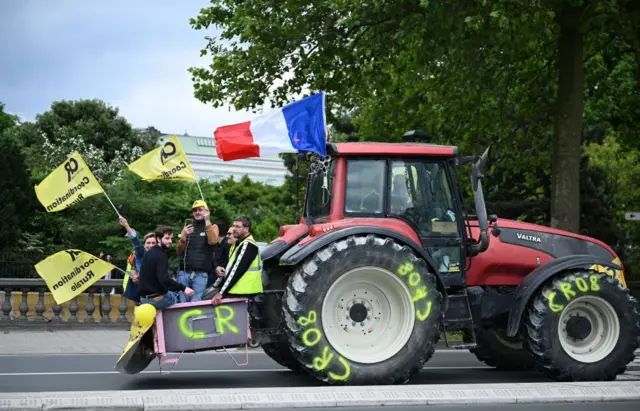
[176, 200, 220, 302]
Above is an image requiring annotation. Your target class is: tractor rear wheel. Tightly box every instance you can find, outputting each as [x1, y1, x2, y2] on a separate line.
[523, 269, 640, 381]
[468, 327, 535, 371]
[282, 234, 442, 385]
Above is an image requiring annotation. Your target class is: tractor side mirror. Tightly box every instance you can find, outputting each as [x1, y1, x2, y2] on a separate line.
[471, 146, 490, 192]
[468, 145, 492, 256]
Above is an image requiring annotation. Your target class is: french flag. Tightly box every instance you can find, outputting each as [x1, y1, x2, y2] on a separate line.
[213, 92, 327, 161]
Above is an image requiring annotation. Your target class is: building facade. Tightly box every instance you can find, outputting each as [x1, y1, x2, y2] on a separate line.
[158, 134, 289, 186]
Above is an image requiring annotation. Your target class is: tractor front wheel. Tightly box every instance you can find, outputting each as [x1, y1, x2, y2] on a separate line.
[282, 234, 442, 385]
[523, 269, 640, 381]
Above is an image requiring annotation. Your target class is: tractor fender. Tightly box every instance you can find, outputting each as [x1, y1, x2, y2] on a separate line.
[279, 226, 449, 308]
[260, 232, 307, 263]
[505, 254, 623, 337]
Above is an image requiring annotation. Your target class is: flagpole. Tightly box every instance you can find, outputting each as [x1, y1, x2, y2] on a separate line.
[111, 265, 130, 277]
[102, 190, 121, 218]
[195, 179, 205, 202]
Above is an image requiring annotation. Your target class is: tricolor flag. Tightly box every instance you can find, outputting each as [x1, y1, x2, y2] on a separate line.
[214, 92, 327, 161]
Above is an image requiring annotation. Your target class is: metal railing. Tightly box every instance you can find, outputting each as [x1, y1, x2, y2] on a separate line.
[1, 277, 638, 330]
[0, 252, 128, 279]
[0, 279, 134, 329]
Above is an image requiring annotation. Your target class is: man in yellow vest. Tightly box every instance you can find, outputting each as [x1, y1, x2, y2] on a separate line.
[211, 216, 264, 305]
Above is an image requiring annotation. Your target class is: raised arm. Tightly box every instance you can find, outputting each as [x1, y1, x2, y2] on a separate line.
[202, 208, 219, 245]
[205, 223, 219, 245]
[119, 216, 144, 260]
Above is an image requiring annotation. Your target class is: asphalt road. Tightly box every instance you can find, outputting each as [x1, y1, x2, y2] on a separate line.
[0, 349, 638, 393]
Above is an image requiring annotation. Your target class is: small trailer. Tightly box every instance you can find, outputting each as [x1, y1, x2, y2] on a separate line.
[115, 298, 252, 375]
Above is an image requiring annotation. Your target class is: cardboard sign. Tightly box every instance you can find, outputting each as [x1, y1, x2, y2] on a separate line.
[157, 299, 250, 353]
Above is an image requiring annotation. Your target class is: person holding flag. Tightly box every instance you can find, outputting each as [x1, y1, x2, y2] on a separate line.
[119, 216, 156, 303]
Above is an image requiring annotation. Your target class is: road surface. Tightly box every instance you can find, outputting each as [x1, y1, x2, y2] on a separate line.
[0, 349, 638, 393]
[240, 404, 640, 411]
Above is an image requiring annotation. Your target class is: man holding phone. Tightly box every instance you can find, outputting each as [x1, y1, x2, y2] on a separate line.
[175, 200, 220, 302]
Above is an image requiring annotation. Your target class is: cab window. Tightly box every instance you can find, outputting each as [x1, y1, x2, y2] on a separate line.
[306, 158, 334, 222]
[389, 160, 458, 237]
[344, 159, 386, 214]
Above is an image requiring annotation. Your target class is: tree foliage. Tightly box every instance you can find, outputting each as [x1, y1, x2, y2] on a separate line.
[188, 0, 640, 235]
[187, 0, 640, 278]
[0, 99, 296, 275]
[0, 103, 35, 252]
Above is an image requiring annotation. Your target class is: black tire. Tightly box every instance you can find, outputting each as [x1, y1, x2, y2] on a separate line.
[468, 327, 535, 370]
[248, 265, 306, 373]
[523, 269, 640, 381]
[282, 234, 443, 385]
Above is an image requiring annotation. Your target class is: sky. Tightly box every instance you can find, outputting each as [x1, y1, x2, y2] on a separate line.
[0, 0, 258, 137]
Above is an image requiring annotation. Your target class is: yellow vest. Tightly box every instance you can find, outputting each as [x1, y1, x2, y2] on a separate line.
[226, 234, 263, 294]
[229, 242, 236, 257]
[361, 189, 380, 210]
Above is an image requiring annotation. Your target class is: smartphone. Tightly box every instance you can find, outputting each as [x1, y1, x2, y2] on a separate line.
[184, 218, 193, 227]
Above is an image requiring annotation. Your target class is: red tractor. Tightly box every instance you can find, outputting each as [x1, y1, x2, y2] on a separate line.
[249, 132, 640, 385]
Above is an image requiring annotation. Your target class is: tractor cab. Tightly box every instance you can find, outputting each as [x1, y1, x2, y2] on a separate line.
[299, 136, 491, 290]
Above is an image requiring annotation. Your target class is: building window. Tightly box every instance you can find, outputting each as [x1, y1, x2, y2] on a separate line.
[197, 138, 215, 147]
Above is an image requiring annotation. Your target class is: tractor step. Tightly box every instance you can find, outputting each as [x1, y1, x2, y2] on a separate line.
[443, 341, 478, 350]
[442, 290, 477, 350]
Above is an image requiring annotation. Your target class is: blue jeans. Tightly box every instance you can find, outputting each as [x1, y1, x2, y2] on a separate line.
[176, 271, 208, 302]
[139, 291, 178, 309]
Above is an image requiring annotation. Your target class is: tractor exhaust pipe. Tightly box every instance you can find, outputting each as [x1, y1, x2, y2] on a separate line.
[469, 146, 491, 256]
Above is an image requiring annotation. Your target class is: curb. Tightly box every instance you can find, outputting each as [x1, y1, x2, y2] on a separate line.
[1, 381, 639, 410]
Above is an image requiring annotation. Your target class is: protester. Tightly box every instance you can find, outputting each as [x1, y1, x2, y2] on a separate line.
[119, 216, 157, 303]
[208, 224, 235, 287]
[211, 216, 263, 305]
[138, 225, 194, 309]
[175, 200, 219, 302]
[207, 225, 238, 294]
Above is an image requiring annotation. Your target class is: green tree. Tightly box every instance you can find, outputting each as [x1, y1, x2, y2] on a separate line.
[0, 103, 35, 252]
[8, 99, 156, 183]
[212, 175, 296, 240]
[584, 134, 640, 279]
[188, 0, 639, 235]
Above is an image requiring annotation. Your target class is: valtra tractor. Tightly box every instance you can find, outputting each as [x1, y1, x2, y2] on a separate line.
[248, 131, 640, 385]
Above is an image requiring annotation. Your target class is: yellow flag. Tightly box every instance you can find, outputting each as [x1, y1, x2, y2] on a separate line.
[128, 135, 197, 181]
[34, 249, 116, 305]
[34, 152, 105, 212]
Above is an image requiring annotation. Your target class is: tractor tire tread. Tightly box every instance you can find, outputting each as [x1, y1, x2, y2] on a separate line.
[282, 234, 442, 385]
[523, 269, 640, 381]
